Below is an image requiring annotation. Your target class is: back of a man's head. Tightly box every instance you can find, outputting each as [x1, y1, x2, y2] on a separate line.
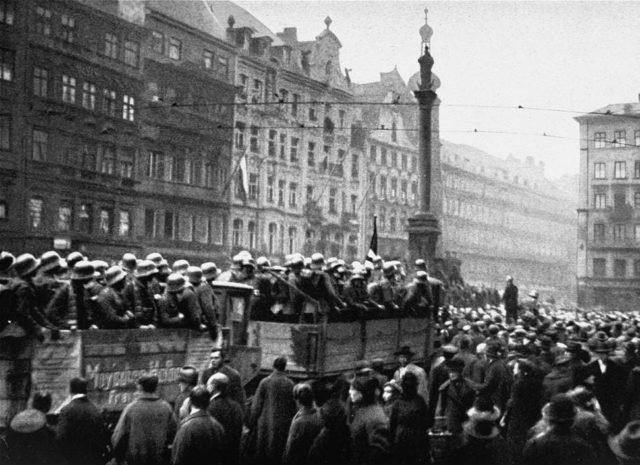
[69, 377, 88, 395]
[138, 374, 159, 393]
[190, 385, 210, 410]
[273, 356, 287, 372]
[293, 383, 314, 408]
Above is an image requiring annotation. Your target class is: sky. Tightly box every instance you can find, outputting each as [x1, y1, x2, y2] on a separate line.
[234, 0, 640, 179]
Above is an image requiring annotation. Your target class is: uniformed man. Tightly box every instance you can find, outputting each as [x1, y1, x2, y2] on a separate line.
[34, 251, 66, 311]
[94, 266, 137, 329]
[158, 273, 203, 330]
[172, 259, 190, 276]
[368, 262, 402, 316]
[299, 253, 345, 322]
[403, 270, 434, 317]
[186, 266, 218, 336]
[46, 260, 96, 329]
[91, 260, 109, 286]
[125, 260, 162, 326]
[120, 253, 138, 279]
[342, 265, 383, 320]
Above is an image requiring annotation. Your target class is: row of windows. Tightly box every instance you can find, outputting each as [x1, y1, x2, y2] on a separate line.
[369, 173, 418, 204]
[33, 66, 135, 121]
[593, 130, 640, 149]
[375, 209, 410, 234]
[369, 144, 416, 171]
[146, 151, 228, 189]
[592, 258, 640, 278]
[593, 223, 640, 242]
[144, 209, 225, 245]
[27, 197, 130, 236]
[592, 191, 640, 209]
[593, 161, 640, 180]
[231, 220, 298, 255]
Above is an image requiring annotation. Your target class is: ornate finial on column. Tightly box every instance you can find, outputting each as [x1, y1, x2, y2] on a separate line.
[324, 16, 332, 29]
[419, 6, 433, 50]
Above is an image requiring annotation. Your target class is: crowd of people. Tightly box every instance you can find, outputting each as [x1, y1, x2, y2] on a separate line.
[2, 248, 640, 464]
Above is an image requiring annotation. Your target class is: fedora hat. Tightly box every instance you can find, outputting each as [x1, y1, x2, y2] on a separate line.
[39, 251, 62, 272]
[13, 254, 41, 278]
[166, 273, 187, 293]
[71, 261, 95, 281]
[105, 266, 127, 286]
[394, 345, 415, 357]
[609, 420, 640, 460]
[135, 260, 158, 278]
[547, 394, 576, 423]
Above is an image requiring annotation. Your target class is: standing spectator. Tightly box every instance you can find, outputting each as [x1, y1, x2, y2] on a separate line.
[308, 401, 353, 465]
[469, 342, 513, 414]
[393, 346, 428, 403]
[502, 276, 519, 324]
[201, 348, 247, 411]
[436, 359, 475, 441]
[171, 385, 226, 465]
[523, 394, 596, 465]
[349, 377, 390, 465]
[624, 366, 640, 423]
[427, 345, 460, 427]
[111, 375, 177, 465]
[542, 354, 574, 404]
[207, 373, 244, 465]
[283, 383, 323, 465]
[2, 407, 59, 465]
[382, 380, 402, 418]
[608, 420, 640, 465]
[173, 366, 198, 421]
[250, 356, 297, 465]
[389, 372, 429, 465]
[446, 410, 510, 465]
[56, 377, 109, 465]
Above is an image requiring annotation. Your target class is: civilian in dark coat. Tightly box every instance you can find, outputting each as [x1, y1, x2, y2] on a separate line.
[389, 372, 429, 465]
[250, 356, 297, 465]
[502, 277, 519, 324]
[542, 355, 574, 404]
[173, 366, 198, 421]
[3, 408, 60, 465]
[427, 345, 459, 427]
[469, 343, 513, 414]
[201, 348, 247, 412]
[523, 394, 597, 465]
[283, 383, 323, 465]
[208, 373, 244, 465]
[56, 377, 109, 465]
[308, 400, 352, 465]
[111, 375, 177, 465]
[172, 386, 226, 465]
[349, 377, 390, 465]
[624, 367, 640, 423]
[446, 417, 510, 465]
[436, 359, 475, 439]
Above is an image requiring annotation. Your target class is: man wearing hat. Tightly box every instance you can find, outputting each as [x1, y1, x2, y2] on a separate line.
[45, 261, 96, 329]
[436, 358, 476, 439]
[298, 253, 345, 322]
[173, 366, 198, 421]
[94, 266, 137, 329]
[186, 266, 218, 336]
[427, 344, 459, 427]
[0, 251, 15, 283]
[393, 346, 428, 403]
[120, 253, 137, 278]
[609, 420, 640, 465]
[502, 276, 519, 324]
[158, 273, 203, 330]
[124, 260, 161, 327]
[542, 354, 574, 404]
[249, 257, 276, 321]
[207, 372, 244, 465]
[342, 266, 382, 320]
[33, 251, 66, 310]
[468, 342, 513, 415]
[369, 262, 402, 317]
[402, 270, 434, 317]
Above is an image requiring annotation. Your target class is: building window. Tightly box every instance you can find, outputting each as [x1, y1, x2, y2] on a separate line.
[232, 218, 243, 247]
[147, 151, 164, 179]
[120, 148, 134, 178]
[99, 208, 112, 234]
[0, 114, 10, 150]
[122, 94, 135, 121]
[247, 221, 256, 249]
[78, 203, 92, 233]
[351, 195, 357, 215]
[379, 175, 387, 198]
[291, 93, 299, 117]
[267, 176, 274, 203]
[104, 33, 118, 59]
[635, 224, 640, 242]
[391, 151, 397, 168]
[164, 211, 175, 239]
[32, 128, 47, 161]
[289, 182, 298, 207]
[594, 193, 607, 209]
[613, 223, 626, 242]
[102, 89, 116, 117]
[593, 258, 606, 277]
[614, 130, 626, 147]
[0, 49, 13, 82]
[100, 145, 115, 174]
[168, 37, 182, 60]
[614, 259, 627, 278]
[203, 50, 213, 69]
[379, 208, 386, 230]
[123, 40, 139, 67]
[290, 137, 299, 163]
[401, 153, 408, 171]
[370, 145, 377, 161]
[216, 56, 229, 78]
[329, 188, 337, 214]
[251, 79, 263, 103]
[279, 134, 286, 160]
[614, 161, 626, 179]
[411, 182, 418, 204]
[309, 101, 317, 121]
[635, 260, 640, 277]
[593, 162, 606, 179]
[118, 210, 130, 236]
[390, 178, 397, 199]
[61, 75, 76, 104]
[308, 141, 315, 167]
[306, 185, 314, 204]
[351, 154, 358, 179]
[144, 208, 156, 237]
[381, 147, 387, 165]
[614, 192, 626, 209]
[239, 75, 249, 99]
[268, 223, 277, 254]
[179, 213, 193, 242]
[249, 125, 259, 152]
[60, 14, 75, 43]
[635, 161, 640, 179]
[151, 31, 164, 53]
[401, 180, 407, 201]
[593, 223, 605, 242]
[33, 67, 48, 97]
[594, 132, 606, 148]
[35, 6, 51, 35]
[339, 110, 346, 128]
[412, 157, 417, 172]
[636, 131, 640, 147]
[194, 215, 208, 243]
[369, 173, 376, 194]
[234, 122, 245, 149]
[278, 180, 285, 206]
[0, 0, 14, 25]
[56, 202, 72, 232]
[268, 130, 277, 157]
[82, 82, 96, 110]
[635, 192, 640, 208]
[288, 227, 297, 254]
[29, 197, 43, 229]
[248, 173, 258, 201]
[203, 162, 214, 188]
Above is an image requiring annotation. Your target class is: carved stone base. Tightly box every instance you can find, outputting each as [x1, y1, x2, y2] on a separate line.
[407, 212, 440, 268]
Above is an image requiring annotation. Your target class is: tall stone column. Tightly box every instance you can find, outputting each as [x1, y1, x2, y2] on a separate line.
[408, 10, 440, 269]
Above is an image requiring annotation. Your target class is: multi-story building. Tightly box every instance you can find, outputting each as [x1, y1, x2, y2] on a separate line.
[441, 141, 576, 298]
[576, 102, 640, 308]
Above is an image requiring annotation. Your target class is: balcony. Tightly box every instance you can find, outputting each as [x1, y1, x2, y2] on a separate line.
[303, 201, 324, 225]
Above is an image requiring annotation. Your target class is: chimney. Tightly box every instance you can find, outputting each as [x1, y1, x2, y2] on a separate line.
[277, 27, 298, 44]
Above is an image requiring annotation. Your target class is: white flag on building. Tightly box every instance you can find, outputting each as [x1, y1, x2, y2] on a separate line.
[239, 150, 249, 194]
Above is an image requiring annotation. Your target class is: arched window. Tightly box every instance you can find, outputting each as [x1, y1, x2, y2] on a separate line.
[247, 221, 256, 250]
[232, 219, 243, 246]
[391, 121, 397, 142]
[379, 208, 386, 231]
[268, 223, 277, 254]
[288, 227, 297, 254]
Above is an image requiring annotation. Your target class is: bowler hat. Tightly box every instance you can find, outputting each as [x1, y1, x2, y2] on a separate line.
[445, 358, 465, 373]
[71, 261, 95, 281]
[105, 266, 127, 286]
[609, 420, 640, 460]
[166, 273, 187, 293]
[135, 260, 158, 278]
[39, 251, 62, 272]
[13, 253, 41, 278]
[394, 345, 415, 357]
[201, 262, 218, 280]
[547, 394, 576, 423]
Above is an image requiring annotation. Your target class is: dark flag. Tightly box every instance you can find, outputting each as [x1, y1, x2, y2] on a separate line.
[365, 215, 378, 263]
